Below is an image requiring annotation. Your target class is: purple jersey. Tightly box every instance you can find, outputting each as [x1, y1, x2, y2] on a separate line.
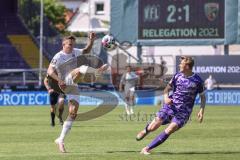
[169, 72, 204, 114]
[156, 72, 204, 128]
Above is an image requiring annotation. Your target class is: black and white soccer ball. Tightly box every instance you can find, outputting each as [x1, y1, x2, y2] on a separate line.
[101, 34, 117, 51]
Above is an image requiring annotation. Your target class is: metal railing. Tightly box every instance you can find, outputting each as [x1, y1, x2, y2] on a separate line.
[0, 68, 47, 85]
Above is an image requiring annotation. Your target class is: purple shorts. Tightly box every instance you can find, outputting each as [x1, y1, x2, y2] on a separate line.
[156, 104, 190, 128]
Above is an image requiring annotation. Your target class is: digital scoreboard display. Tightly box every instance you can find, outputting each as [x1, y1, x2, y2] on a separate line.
[138, 0, 225, 39]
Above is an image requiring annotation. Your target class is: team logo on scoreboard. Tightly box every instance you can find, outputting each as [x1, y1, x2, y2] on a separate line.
[143, 5, 160, 22]
[204, 3, 219, 21]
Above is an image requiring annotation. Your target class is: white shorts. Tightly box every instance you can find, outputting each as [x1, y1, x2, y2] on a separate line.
[64, 74, 80, 104]
[125, 87, 135, 97]
[67, 94, 80, 104]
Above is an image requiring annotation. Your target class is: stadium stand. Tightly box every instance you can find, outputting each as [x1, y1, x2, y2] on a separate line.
[0, 44, 29, 69]
[8, 35, 49, 69]
[0, 4, 49, 69]
[0, 0, 49, 87]
[0, 14, 28, 34]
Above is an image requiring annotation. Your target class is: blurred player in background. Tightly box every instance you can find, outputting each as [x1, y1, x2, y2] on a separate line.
[47, 32, 108, 153]
[204, 74, 216, 90]
[136, 56, 206, 155]
[119, 66, 139, 115]
[44, 75, 65, 126]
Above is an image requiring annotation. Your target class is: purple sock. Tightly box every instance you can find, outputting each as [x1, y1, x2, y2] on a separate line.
[148, 131, 169, 150]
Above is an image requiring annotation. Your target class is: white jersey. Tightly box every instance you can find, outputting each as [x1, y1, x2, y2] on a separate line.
[50, 48, 83, 80]
[121, 72, 139, 93]
[205, 78, 216, 90]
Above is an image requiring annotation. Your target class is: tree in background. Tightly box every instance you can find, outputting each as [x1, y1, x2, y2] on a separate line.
[19, 0, 67, 36]
[44, 0, 66, 32]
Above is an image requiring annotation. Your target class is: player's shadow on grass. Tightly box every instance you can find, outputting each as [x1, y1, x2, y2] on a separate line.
[106, 151, 240, 155]
[159, 151, 240, 155]
[107, 151, 139, 153]
[72, 125, 106, 128]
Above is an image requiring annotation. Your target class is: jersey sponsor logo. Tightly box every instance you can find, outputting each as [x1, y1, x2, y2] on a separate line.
[51, 59, 57, 65]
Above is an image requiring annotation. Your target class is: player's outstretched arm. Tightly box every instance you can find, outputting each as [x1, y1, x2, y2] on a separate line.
[82, 32, 96, 54]
[197, 93, 206, 123]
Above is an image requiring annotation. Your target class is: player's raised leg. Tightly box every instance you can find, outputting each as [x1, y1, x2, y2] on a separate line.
[94, 64, 109, 79]
[68, 64, 109, 84]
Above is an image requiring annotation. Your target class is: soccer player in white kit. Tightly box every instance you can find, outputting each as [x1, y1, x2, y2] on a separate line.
[47, 33, 108, 153]
[119, 66, 139, 115]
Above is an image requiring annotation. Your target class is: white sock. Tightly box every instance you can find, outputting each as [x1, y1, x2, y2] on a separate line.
[58, 120, 73, 142]
[124, 103, 130, 115]
[130, 106, 134, 114]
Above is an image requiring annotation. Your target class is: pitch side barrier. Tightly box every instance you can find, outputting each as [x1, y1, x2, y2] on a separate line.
[195, 89, 240, 106]
[0, 89, 240, 106]
[0, 90, 158, 106]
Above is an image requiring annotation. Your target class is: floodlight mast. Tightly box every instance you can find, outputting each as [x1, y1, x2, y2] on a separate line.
[39, 0, 43, 86]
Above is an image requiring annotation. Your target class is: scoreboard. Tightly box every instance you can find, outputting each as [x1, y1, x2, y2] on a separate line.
[111, 0, 239, 46]
[138, 0, 224, 39]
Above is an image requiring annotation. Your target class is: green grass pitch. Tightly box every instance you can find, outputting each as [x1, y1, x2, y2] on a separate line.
[0, 105, 239, 160]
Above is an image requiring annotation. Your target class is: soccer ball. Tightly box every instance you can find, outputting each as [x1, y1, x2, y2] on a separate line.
[101, 34, 116, 51]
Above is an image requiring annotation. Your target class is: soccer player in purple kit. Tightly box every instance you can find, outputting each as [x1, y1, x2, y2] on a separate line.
[136, 56, 206, 155]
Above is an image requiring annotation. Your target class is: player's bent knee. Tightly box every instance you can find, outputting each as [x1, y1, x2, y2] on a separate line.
[154, 117, 163, 124]
[165, 123, 179, 134]
[148, 117, 162, 131]
[165, 128, 176, 134]
[69, 99, 79, 107]
[69, 112, 77, 120]
[72, 72, 82, 83]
